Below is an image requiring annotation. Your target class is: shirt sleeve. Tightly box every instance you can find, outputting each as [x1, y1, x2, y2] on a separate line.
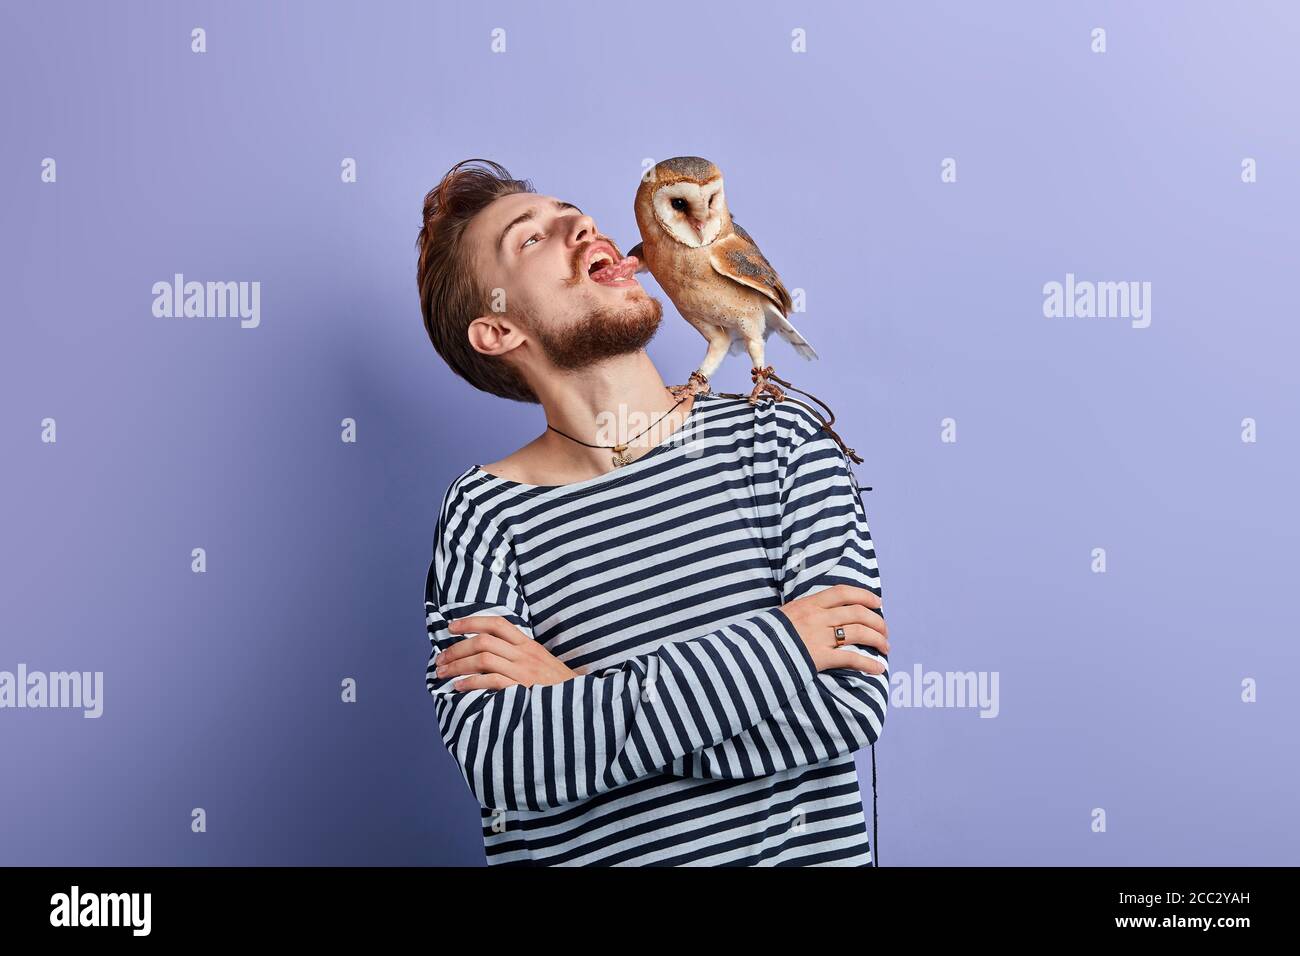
[666, 422, 889, 780]
[423, 477, 820, 814]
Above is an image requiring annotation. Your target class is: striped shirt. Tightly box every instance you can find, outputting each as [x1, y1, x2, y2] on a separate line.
[423, 392, 888, 866]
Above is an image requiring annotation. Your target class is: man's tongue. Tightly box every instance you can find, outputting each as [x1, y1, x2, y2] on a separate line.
[590, 255, 638, 285]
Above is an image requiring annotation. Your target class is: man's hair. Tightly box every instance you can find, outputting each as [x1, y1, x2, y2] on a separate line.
[416, 159, 539, 404]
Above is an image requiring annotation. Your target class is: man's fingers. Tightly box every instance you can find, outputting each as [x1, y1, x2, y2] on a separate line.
[811, 584, 882, 611]
[448, 615, 529, 645]
[436, 651, 517, 682]
[436, 632, 520, 666]
[824, 648, 888, 676]
[449, 676, 514, 691]
[825, 605, 889, 641]
[834, 622, 890, 654]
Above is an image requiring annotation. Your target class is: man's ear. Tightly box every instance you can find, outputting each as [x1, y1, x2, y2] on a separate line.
[467, 312, 525, 357]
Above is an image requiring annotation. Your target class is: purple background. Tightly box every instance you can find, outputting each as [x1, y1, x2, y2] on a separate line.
[2, 0, 1297, 865]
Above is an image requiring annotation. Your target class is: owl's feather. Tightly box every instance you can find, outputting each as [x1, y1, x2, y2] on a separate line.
[708, 224, 793, 316]
[762, 300, 818, 360]
[727, 326, 771, 356]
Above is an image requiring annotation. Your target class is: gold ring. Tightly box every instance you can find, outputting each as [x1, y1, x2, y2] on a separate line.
[834, 626, 846, 647]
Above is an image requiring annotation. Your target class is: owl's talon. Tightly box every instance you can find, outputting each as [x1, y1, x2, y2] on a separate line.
[668, 370, 711, 400]
[747, 367, 785, 404]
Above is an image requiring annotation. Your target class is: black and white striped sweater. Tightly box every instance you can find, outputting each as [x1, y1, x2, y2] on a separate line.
[423, 392, 888, 865]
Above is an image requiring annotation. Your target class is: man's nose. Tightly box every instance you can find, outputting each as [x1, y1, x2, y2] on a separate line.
[568, 214, 600, 246]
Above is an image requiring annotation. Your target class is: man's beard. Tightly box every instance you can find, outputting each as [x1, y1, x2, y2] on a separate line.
[525, 294, 664, 371]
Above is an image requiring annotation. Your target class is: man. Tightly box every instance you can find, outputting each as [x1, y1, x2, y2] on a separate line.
[416, 159, 890, 866]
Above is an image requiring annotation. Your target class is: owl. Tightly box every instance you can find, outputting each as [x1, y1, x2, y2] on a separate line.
[626, 156, 817, 404]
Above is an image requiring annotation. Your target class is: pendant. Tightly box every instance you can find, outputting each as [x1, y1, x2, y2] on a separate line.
[611, 444, 632, 467]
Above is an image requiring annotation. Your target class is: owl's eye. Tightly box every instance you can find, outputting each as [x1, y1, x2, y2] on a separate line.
[708, 194, 715, 207]
[670, 198, 688, 212]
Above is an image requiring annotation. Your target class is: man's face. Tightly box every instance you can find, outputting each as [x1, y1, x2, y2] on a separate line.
[463, 191, 663, 372]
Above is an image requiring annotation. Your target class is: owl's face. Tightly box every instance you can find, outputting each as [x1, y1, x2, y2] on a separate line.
[651, 177, 726, 248]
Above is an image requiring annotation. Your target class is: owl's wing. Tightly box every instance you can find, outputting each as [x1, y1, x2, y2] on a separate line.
[624, 241, 649, 274]
[709, 222, 793, 316]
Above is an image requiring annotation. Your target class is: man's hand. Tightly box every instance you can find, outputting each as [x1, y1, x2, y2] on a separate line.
[779, 584, 890, 675]
[435, 615, 578, 691]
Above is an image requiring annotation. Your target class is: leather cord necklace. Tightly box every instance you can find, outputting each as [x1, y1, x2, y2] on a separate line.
[546, 392, 690, 468]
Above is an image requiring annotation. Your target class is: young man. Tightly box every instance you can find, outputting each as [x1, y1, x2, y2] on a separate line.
[416, 159, 891, 866]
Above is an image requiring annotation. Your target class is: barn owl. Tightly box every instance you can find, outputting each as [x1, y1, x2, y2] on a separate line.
[626, 156, 817, 403]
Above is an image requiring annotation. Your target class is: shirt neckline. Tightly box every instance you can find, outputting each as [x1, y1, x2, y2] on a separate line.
[471, 393, 714, 499]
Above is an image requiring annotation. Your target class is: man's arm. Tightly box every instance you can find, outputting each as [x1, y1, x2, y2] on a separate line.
[423, 480, 820, 814]
[666, 423, 889, 780]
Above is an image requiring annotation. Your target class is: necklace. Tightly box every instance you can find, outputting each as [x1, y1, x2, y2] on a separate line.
[546, 392, 690, 468]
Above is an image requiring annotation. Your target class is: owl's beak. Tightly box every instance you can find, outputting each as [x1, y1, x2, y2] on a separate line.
[689, 219, 707, 237]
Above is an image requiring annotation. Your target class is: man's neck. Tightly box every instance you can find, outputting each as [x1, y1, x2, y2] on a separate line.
[492, 353, 697, 485]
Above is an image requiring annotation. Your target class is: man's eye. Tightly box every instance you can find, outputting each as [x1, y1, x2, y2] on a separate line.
[522, 233, 543, 249]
